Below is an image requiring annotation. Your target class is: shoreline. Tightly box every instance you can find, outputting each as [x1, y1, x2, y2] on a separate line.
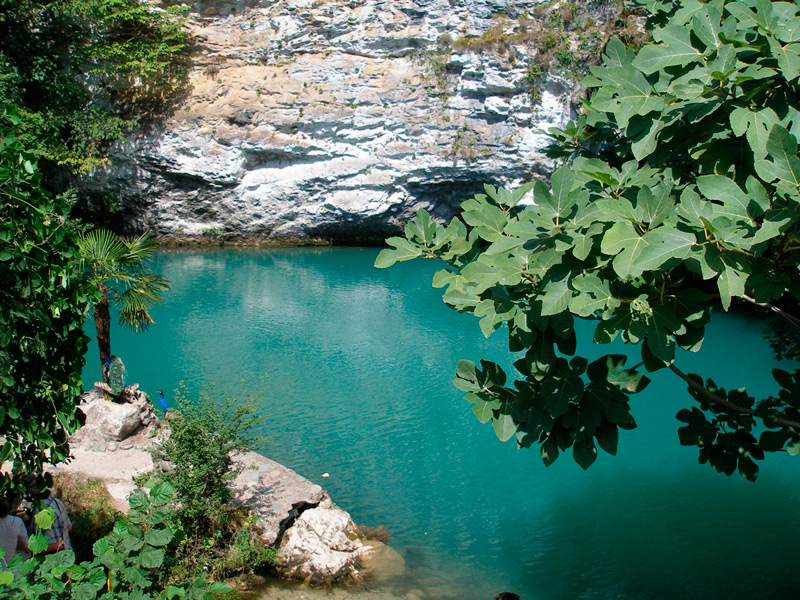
[55, 387, 405, 588]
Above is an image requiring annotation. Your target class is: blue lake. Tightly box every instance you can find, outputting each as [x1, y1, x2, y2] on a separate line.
[81, 247, 799, 600]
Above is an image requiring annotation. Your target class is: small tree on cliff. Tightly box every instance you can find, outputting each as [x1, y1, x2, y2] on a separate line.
[376, 0, 800, 481]
[77, 229, 170, 381]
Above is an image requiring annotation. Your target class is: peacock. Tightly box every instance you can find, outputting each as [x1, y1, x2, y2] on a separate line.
[107, 356, 126, 395]
[157, 390, 168, 414]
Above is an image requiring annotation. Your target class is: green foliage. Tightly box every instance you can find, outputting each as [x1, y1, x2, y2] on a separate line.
[1, 482, 230, 599]
[0, 107, 90, 498]
[77, 228, 170, 378]
[0, 0, 188, 174]
[149, 385, 261, 537]
[177, 510, 277, 581]
[54, 473, 123, 563]
[148, 386, 273, 579]
[376, 0, 800, 482]
[451, 0, 646, 87]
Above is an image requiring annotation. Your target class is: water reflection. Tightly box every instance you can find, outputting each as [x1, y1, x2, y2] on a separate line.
[83, 248, 799, 600]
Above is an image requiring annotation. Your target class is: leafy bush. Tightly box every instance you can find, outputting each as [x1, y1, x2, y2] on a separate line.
[0, 0, 189, 174]
[214, 512, 277, 579]
[376, 0, 800, 481]
[0, 107, 90, 499]
[0, 482, 230, 599]
[148, 386, 274, 579]
[149, 385, 260, 536]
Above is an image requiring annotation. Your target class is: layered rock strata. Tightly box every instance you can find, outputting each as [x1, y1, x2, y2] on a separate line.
[78, 0, 576, 242]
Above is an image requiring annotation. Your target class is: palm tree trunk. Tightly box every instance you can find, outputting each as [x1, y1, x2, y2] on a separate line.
[95, 286, 111, 382]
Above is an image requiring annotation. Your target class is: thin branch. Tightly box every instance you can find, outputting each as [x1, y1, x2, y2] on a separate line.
[741, 294, 800, 330]
[668, 364, 800, 430]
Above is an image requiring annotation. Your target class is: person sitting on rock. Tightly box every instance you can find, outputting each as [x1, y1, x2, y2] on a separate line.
[22, 475, 72, 553]
[0, 496, 30, 568]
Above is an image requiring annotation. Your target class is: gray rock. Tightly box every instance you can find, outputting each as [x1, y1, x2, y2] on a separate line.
[75, 397, 142, 442]
[232, 451, 326, 545]
[276, 506, 369, 583]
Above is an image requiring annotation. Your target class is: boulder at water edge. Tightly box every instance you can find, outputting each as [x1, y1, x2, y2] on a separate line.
[232, 451, 327, 545]
[71, 385, 159, 445]
[277, 505, 385, 584]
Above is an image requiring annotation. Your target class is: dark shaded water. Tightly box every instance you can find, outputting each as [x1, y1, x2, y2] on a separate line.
[82, 248, 799, 600]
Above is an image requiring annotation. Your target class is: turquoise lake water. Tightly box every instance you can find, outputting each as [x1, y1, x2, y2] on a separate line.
[81, 247, 799, 600]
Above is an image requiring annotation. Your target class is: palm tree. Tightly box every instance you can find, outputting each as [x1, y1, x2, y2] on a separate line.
[77, 229, 170, 382]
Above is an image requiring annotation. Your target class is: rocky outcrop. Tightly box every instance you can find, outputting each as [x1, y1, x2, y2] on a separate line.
[233, 451, 405, 584]
[276, 503, 367, 582]
[78, 0, 580, 243]
[70, 385, 159, 446]
[57, 388, 402, 585]
[232, 450, 327, 545]
[276, 502, 403, 584]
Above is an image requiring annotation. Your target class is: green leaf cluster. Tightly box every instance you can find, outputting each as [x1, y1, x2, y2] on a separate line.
[1, 482, 230, 599]
[148, 385, 261, 538]
[0, 107, 91, 498]
[376, 0, 800, 481]
[77, 228, 170, 379]
[0, 0, 189, 173]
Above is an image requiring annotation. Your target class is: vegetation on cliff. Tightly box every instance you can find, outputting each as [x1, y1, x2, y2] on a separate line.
[0, 0, 189, 175]
[377, 0, 800, 481]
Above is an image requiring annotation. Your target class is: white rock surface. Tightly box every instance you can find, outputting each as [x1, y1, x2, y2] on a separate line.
[74, 398, 142, 442]
[77, 0, 576, 242]
[232, 450, 327, 545]
[276, 505, 371, 583]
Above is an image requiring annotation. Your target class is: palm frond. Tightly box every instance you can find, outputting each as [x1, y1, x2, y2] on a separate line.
[121, 232, 159, 268]
[77, 228, 129, 280]
[117, 272, 171, 332]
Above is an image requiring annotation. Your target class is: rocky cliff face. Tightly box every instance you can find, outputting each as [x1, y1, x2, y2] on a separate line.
[79, 0, 583, 243]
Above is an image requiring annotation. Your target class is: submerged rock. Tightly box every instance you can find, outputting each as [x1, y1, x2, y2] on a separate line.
[77, 0, 577, 243]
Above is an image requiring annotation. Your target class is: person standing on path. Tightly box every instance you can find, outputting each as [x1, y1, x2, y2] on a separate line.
[22, 475, 72, 553]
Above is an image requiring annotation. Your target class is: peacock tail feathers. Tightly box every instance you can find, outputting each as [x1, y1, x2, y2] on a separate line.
[108, 356, 126, 395]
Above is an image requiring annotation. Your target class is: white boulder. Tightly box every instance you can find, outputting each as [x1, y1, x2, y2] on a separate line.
[76, 398, 142, 442]
[276, 505, 371, 584]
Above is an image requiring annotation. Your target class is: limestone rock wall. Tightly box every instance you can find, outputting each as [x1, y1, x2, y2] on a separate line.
[79, 0, 577, 242]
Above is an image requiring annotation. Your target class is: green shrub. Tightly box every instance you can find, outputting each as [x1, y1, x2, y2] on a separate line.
[216, 512, 277, 578]
[0, 107, 90, 500]
[0, 482, 230, 599]
[149, 384, 260, 537]
[149, 385, 274, 579]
